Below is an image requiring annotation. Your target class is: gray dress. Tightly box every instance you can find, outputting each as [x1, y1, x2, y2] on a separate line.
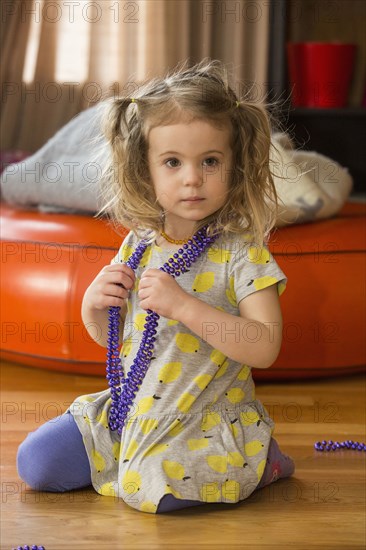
[69, 231, 287, 513]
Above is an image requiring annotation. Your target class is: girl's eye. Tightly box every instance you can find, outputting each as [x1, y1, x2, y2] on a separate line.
[203, 157, 219, 168]
[165, 158, 180, 168]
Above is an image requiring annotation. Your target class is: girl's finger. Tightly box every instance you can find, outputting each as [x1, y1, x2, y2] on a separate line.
[106, 283, 130, 299]
[102, 271, 135, 290]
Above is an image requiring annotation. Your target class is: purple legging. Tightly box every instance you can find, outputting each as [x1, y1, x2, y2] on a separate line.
[17, 413, 295, 513]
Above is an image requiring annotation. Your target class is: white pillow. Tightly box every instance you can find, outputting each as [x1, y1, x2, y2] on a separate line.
[1, 103, 107, 213]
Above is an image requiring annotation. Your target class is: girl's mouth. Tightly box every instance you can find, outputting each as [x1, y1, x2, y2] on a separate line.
[182, 197, 204, 202]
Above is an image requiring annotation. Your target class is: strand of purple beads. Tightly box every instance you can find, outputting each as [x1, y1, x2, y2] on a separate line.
[106, 226, 218, 435]
[314, 440, 366, 452]
[12, 546, 45, 550]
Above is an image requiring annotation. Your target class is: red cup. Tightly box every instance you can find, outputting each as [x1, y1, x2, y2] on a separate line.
[287, 42, 357, 108]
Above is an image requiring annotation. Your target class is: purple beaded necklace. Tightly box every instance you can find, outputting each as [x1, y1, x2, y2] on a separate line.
[314, 440, 366, 452]
[106, 225, 218, 435]
[12, 546, 45, 550]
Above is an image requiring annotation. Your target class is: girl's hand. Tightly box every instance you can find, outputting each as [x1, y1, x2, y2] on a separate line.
[138, 269, 187, 319]
[82, 263, 135, 311]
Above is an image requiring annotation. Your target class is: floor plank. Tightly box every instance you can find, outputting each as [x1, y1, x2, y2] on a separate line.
[1, 361, 365, 549]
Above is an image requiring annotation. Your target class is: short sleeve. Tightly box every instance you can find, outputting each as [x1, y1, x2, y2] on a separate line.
[230, 242, 287, 305]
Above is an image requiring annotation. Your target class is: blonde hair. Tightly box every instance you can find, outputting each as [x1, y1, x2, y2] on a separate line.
[100, 59, 278, 245]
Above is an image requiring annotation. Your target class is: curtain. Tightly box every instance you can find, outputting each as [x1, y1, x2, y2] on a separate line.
[0, 0, 270, 152]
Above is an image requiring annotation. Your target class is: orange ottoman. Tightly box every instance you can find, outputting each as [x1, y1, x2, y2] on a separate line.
[1, 202, 365, 379]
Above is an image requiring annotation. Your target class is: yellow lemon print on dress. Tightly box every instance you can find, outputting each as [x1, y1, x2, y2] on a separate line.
[240, 410, 262, 427]
[158, 362, 182, 384]
[192, 272, 215, 292]
[122, 336, 133, 358]
[175, 333, 200, 353]
[119, 245, 134, 263]
[134, 394, 161, 416]
[237, 364, 250, 381]
[139, 418, 159, 435]
[200, 482, 221, 502]
[162, 460, 191, 480]
[228, 451, 246, 468]
[91, 449, 106, 473]
[222, 480, 240, 501]
[257, 459, 266, 481]
[187, 437, 212, 451]
[143, 442, 170, 458]
[210, 348, 227, 366]
[213, 358, 229, 379]
[122, 471, 142, 494]
[201, 410, 221, 432]
[112, 442, 121, 462]
[248, 275, 278, 292]
[167, 418, 184, 437]
[226, 276, 237, 306]
[99, 482, 117, 497]
[133, 313, 147, 331]
[211, 393, 219, 405]
[244, 440, 265, 457]
[225, 387, 245, 404]
[124, 418, 135, 431]
[193, 373, 213, 390]
[247, 246, 270, 264]
[140, 246, 153, 267]
[140, 501, 158, 514]
[176, 392, 196, 413]
[122, 439, 139, 462]
[96, 408, 109, 429]
[206, 455, 228, 474]
[208, 247, 231, 264]
[167, 319, 179, 326]
[73, 396, 95, 426]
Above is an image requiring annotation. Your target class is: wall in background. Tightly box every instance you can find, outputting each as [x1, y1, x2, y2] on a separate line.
[287, 0, 366, 107]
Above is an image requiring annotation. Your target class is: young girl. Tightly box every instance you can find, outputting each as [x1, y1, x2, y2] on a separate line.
[17, 59, 295, 514]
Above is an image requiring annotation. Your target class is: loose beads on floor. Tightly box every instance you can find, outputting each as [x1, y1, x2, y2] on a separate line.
[314, 440, 366, 452]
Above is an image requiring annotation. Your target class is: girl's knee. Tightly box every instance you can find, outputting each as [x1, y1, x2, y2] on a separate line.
[17, 432, 54, 491]
[16, 415, 91, 492]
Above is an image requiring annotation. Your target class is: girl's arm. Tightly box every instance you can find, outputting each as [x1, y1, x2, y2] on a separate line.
[81, 263, 135, 347]
[138, 269, 282, 368]
[175, 285, 283, 368]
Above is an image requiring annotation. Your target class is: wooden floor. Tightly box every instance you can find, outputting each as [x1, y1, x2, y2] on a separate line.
[1, 361, 365, 550]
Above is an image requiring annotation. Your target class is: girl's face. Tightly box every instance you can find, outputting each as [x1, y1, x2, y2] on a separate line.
[147, 118, 233, 237]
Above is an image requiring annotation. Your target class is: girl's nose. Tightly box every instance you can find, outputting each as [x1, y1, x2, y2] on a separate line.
[183, 165, 203, 186]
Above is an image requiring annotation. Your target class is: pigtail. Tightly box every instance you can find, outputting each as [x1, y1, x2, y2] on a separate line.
[98, 97, 132, 225]
[104, 97, 131, 143]
[99, 95, 162, 238]
[219, 101, 277, 245]
[240, 102, 278, 242]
